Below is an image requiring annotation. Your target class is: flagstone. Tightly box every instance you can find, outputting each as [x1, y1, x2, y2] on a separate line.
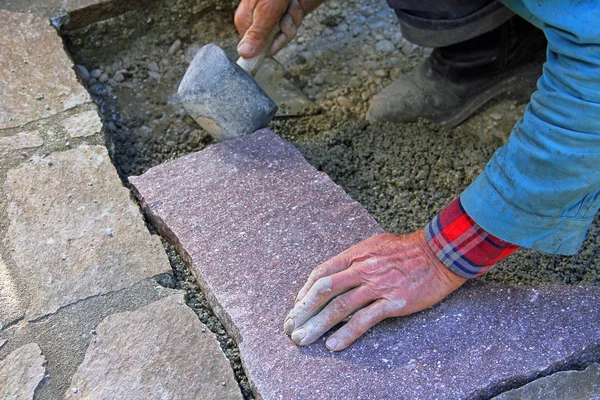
[130, 129, 600, 399]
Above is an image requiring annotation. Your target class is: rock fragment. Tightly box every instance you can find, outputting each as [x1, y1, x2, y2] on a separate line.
[0, 343, 46, 400]
[4, 145, 170, 320]
[0, 10, 90, 129]
[375, 39, 395, 53]
[61, 110, 102, 138]
[67, 294, 241, 399]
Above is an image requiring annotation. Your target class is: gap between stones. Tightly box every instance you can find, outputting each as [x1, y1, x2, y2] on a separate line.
[142, 223, 254, 399]
[474, 341, 600, 399]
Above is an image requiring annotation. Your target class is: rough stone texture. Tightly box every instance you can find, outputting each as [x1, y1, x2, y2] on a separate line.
[0, 131, 44, 153]
[66, 294, 242, 399]
[130, 130, 600, 400]
[0, 10, 91, 130]
[3, 145, 170, 320]
[0, 343, 46, 400]
[0, 340, 6, 350]
[494, 363, 600, 400]
[62, 110, 102, 138]
[0, 279, 177, 400]
[0, 258, 24, 329]
[178, 45, 277, 141]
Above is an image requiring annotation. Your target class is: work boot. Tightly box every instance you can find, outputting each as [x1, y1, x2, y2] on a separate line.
[366, 17, 547, 127]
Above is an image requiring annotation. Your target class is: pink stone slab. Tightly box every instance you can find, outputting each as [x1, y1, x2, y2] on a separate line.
[130, 129, 600, 400]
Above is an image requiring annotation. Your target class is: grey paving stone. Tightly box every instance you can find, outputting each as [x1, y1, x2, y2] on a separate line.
[494, 363, 600, 400]
[0, 257, 24, 329]
[0, 10, 91, 130]
[0, 0, 156, 30]
[61, 110, 102, 138]
[3, 145, 170, 320]
[0, 130, 44, 153]
[66, 294, 242, 399]
[130, 129, 600, 400]
[0, 343, 46, 400]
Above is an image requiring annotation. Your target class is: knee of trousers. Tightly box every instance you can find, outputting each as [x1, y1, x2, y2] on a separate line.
[386, 0, 514, 47]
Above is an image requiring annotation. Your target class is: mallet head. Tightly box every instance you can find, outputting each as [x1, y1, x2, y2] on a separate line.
[178, 44, 278, 141]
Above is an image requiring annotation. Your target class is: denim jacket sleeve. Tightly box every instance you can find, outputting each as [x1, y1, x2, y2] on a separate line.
[460, 0, 600, 254]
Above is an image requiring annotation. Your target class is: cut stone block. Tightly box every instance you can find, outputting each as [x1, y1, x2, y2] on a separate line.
[0, 10, 91, 130]
[0, 343, 46, 400]
[494, 363, 600, 400]
[131, 130, 600, 399]
[66, 294, 242, 399]
[62, 110, 102, 138]
[0, 130, 44, 153]
[3, 145, 170, 320]
[0, 257, 24, 329]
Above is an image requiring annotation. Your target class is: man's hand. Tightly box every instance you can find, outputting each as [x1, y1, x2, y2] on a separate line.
[235, 0, 323, 58]
[283, 231, 467, 351]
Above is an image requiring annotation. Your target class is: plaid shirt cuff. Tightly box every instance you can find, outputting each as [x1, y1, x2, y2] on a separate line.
[425, 198, 519, 279]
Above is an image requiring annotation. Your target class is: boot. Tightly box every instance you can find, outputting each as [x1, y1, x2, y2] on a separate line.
[366, 17, 547, 127]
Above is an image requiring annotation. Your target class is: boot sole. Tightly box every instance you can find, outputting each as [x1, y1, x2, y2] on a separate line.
[432, 63, 543, 128]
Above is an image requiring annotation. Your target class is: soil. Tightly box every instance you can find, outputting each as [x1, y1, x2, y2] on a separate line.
[62, 0, 599, 397]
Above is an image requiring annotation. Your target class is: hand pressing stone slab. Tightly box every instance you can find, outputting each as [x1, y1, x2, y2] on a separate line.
[0, 343, 46, 400]
[130, 129, 600, 400]
[66, 294, 242, 399]
[3, 145, 170, 320]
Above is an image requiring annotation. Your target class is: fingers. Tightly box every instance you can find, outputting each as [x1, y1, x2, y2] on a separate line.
[290, 286, 375, 346]
[234, 0, 255, 37]
[295, 250, 353, 303]
[267, 13, 297, 56]
[325, 299, 402, 352]
[237, 1, 288, 58]
[285, 267, 362, 335]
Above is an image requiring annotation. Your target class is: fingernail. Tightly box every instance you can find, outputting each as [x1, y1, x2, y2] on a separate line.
[238, 42, 253, 55]
[326, 337, 338, 352]
[291, 329, 305, 344]
[284, 318, 295, 335]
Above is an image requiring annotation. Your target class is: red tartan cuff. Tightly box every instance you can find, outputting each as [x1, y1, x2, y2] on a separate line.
[424, 198, 519, 279]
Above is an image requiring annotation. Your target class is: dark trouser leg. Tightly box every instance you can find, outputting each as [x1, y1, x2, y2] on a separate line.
[386, 0, 513, 47]
[366, 1, 546, 127]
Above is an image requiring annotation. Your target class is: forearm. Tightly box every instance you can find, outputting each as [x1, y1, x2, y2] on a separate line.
[461, 1, 600, 255]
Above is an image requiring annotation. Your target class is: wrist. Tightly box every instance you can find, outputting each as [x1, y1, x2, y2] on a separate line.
[424, 198, 519, 279]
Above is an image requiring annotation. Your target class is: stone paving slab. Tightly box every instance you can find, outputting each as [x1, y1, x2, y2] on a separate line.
[0, 0, 155, 30]
[0, 343, 46, 399]
[0, 10, 91, 130]
[3, 145, 170, 320]
[61, 109, 102, 138]
[494, 363, 600, 400]
[0, 257, 24, 329]
[0, 130, 44, 154]
[130, 129, 600, 400]
[67, 293, 242, 399]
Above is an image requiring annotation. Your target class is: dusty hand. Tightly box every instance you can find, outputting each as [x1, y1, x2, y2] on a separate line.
[283, 231, 467, 351]
[235, 0, 322, 58]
